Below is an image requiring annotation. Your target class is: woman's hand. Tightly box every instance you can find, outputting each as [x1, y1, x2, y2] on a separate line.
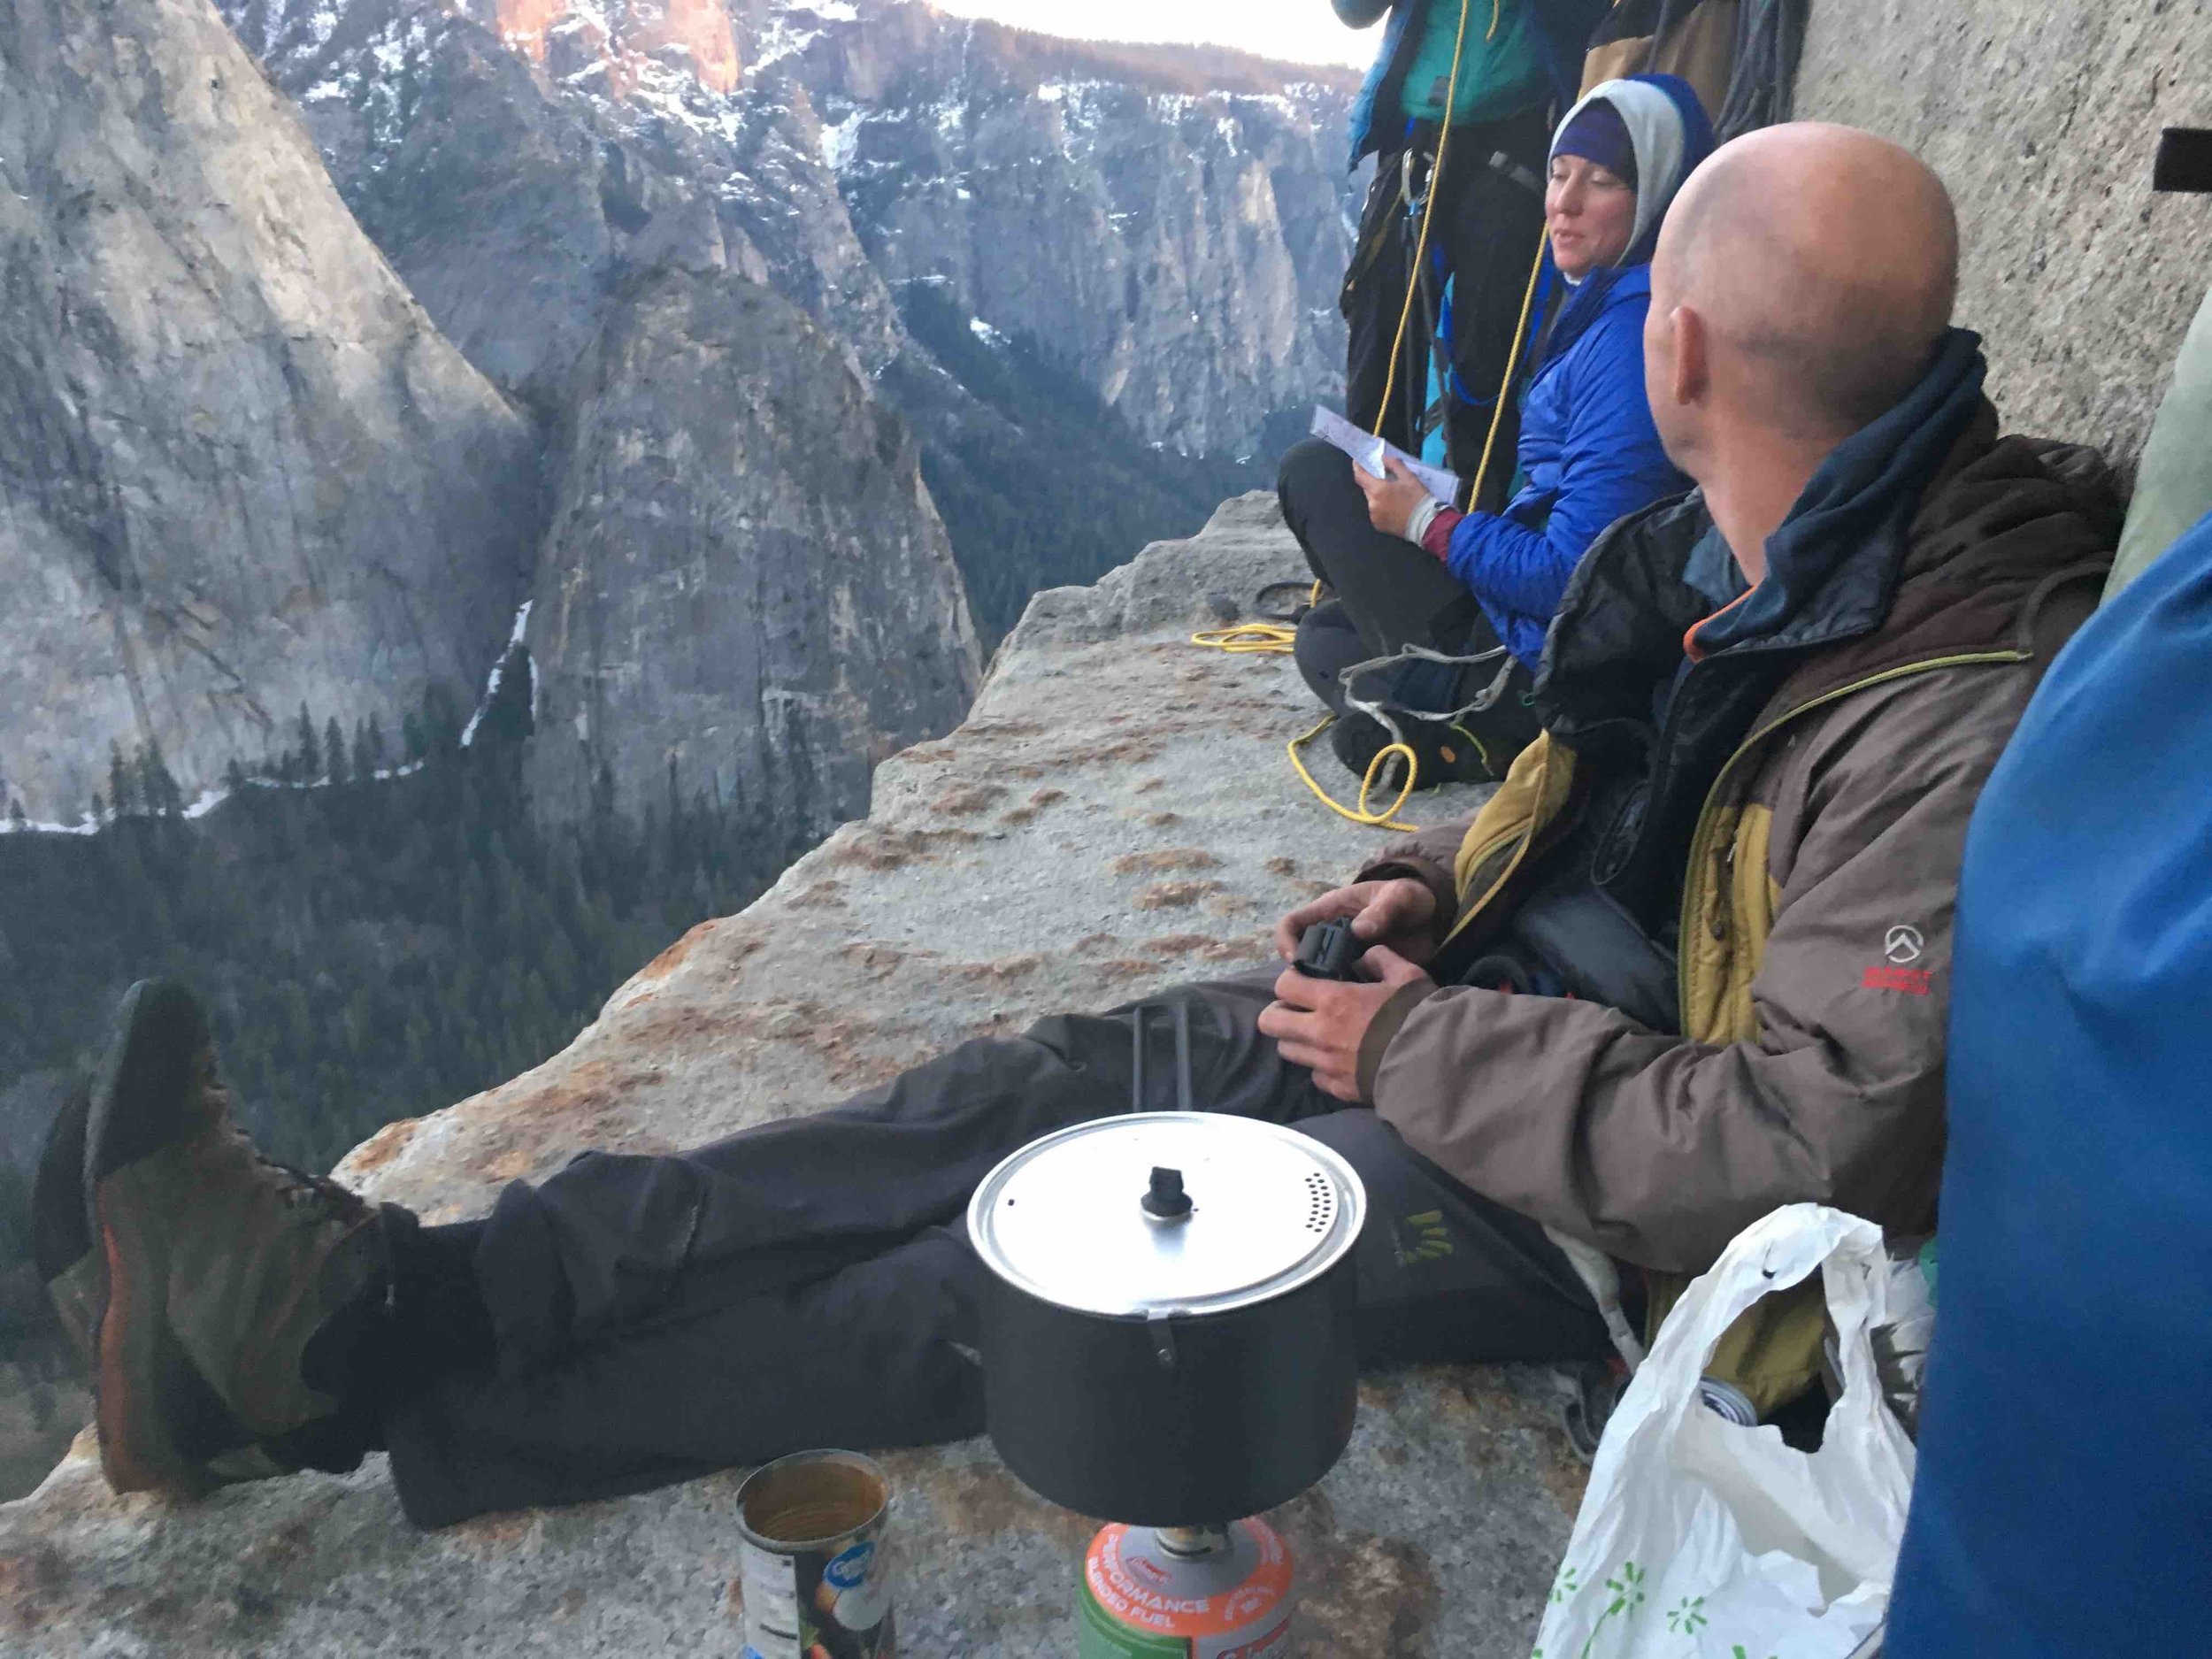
[1354, 456, 1432, 539]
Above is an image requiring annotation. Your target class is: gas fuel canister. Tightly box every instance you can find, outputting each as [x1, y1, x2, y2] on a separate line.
[1076, 1520, 1294, 1658]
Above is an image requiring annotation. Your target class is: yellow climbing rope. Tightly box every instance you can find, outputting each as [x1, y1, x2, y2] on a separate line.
[1187, 621, 1298, 655]
[1471, 222, 1552, 508]
[1286, 716, 1422, 833]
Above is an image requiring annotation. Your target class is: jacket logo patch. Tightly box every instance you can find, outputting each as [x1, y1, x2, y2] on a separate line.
[1884, 924, 1925, 964]
[1864, 964, 1932, 995]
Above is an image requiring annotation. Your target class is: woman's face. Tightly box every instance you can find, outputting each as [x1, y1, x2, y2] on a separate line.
[1546, 152, 1639, 280]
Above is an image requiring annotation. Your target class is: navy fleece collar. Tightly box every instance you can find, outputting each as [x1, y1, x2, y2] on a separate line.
[1691, 328, 1990, 659]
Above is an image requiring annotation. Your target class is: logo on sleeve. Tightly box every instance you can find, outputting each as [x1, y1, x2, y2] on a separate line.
[1866, 924, 1932, 994]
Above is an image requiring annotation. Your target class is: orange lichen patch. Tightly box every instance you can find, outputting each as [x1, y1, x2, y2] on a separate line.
[1141, 810, 1180, 827]
[1097, 957, 1165, 980]
[634, 918, 718, 985]
[1134, 879, 1222, 910]
[999, 786, 1067, 826]
[961, 718, 1047, 740]
[1200, 892, 1259, 918]
[1110, 848, 1219, 876]
[820, 826, 979, 872]
[927, 783, 1006, 816]
[841, 942, 905, 977]
[1140, 933, 1253, 964]
[953, 955, 1044, 982]
[1134, 776, 1167, 794]
[787, 879, 849, 910]
[479, 1143, 550, 1184]
[346, 1116, 421, 1174]
[1071, 931, 1120, 954]
[443, 1508, 538, 1558]
[1268, 1492, 1442, 1653]
[1263, 856, 1300, 878]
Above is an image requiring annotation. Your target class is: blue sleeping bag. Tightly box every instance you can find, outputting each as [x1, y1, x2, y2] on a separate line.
[1886, 509, 2212, 1654]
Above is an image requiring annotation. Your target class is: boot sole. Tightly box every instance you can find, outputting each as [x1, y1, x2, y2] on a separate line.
[83, 979, 226, 1497]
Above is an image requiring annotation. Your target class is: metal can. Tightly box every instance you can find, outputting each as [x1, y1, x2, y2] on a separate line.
[1076, 1520, 1294, 1658]
[1698, 1376, 1760, 1427]
[734, 1449, 895, 1659]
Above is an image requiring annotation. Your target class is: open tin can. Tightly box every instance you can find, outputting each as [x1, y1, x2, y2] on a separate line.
[735, 1449, 895, 1659]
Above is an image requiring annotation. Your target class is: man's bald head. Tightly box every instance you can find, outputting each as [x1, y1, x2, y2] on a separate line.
[1647, 124, 1958, 451]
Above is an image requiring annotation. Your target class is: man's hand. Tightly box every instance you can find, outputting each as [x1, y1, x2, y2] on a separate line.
[1257, 947, 1433, 1102]
[1274, 877, 1440, 965]
[1354, 456, 1431, 539]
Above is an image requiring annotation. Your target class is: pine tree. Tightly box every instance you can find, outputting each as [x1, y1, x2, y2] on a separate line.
[108, 743, 136, 819]
[402, 710, 426, 765]
[226, 757, 250, 796]
[296, 705, 321, 783]
[325, 718, 348, 786]
[365, 714, 388, 776]
[6, 798, 26, 832]
[139, 741, 182, 818]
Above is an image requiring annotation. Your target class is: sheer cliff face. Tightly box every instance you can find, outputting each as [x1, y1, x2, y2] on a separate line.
[0, 0, 540, 823]
[526, 267, 980, 830]
[213, 0, 1356, 456]
[795, 7, 1356, 453]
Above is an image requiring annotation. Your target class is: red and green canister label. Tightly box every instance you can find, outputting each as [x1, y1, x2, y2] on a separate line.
[1076, 1520, 1294, 1659]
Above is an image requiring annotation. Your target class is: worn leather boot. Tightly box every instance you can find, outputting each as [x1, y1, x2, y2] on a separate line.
[82, 979, 390, 1497]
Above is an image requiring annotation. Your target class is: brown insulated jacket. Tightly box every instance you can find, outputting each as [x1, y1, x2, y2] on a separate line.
[1353, 402, 2117, 1405]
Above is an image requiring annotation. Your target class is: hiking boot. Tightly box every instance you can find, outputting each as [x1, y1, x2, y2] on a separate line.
[83, 979, 389, 1497]
[1328, 710, 1499, 789]
[33, 1079, 101, 1371]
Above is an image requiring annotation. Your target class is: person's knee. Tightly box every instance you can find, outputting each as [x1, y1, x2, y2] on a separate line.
[1278, 435, 1348, 515]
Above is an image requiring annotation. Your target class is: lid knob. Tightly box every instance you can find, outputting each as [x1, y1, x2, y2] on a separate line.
[1141, 1165, 1193, 1221]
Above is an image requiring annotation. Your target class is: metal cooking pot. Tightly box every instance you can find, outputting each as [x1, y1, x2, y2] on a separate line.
[966, 1111, 1367, 1525]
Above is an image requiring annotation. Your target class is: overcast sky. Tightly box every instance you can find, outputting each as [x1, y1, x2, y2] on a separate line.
[928, 2, 1384, 69]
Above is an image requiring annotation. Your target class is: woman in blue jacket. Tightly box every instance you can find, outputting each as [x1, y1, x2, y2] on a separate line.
[1279, 73, 1715, 784]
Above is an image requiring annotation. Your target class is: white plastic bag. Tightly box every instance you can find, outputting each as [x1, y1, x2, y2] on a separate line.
[1531, 1205, 1916, 1659]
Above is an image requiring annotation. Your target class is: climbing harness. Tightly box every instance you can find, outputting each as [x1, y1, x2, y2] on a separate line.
[1193, 0, 1548, 832]
[1371, 0, 1502, 444]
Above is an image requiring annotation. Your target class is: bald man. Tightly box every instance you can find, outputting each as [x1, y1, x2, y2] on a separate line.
[42, 126, 2118, 1527]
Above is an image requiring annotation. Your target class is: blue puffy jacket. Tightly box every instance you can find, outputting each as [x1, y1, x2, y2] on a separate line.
[1437, 263, 1687, 666]
[1886, 508, 2212, 1657]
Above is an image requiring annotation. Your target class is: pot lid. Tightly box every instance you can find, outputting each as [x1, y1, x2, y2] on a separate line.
[965, 1112, 1367, 1317]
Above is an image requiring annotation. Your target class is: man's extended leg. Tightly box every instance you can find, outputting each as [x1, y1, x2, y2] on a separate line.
[373, 979, 1614, 1525]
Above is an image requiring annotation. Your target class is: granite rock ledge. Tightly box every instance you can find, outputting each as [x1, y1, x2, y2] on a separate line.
[0, 493, 1585, 1657]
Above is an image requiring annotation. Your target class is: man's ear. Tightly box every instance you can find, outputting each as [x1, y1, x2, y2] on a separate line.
[1671, 303, 1709, 408]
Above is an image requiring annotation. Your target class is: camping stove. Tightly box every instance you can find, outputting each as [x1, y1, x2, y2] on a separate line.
[1076, 1519, 1295, 1658]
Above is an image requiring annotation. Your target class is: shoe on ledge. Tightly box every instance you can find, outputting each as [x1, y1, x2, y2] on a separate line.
[82, 979, 388, 1497]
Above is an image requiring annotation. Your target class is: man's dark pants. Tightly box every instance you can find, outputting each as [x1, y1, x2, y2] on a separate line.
[384, 974, 1613, 1528]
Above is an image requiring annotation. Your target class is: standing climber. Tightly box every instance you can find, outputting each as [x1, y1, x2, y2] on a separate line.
[1335, 0, 1609, 491]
